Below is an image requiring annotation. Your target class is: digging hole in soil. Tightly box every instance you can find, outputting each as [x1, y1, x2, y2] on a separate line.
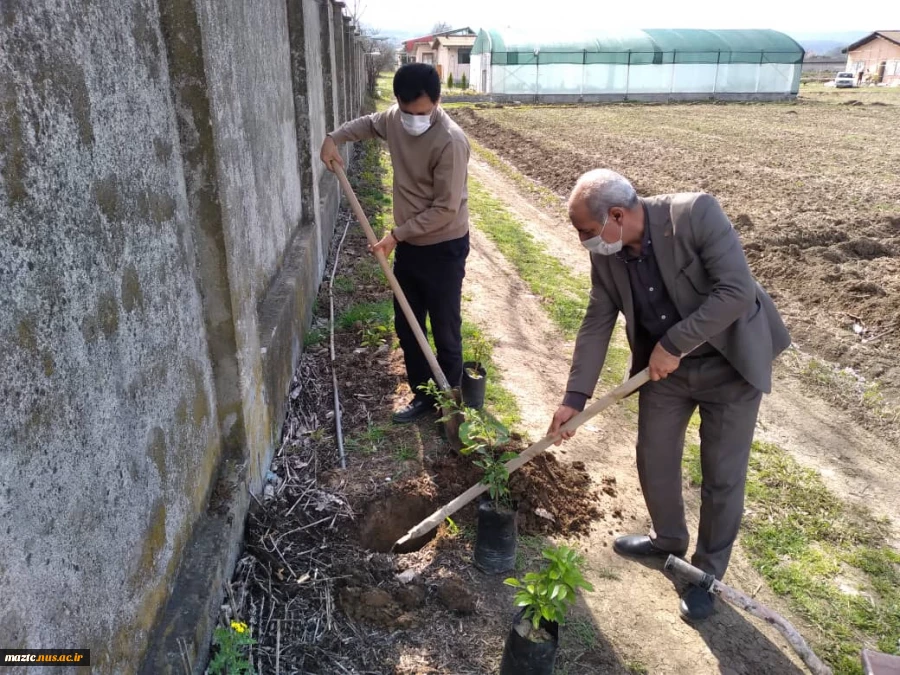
[359, 492, 437, 553]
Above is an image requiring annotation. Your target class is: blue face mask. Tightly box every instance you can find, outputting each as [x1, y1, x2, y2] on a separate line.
[581, 218, 623, 255]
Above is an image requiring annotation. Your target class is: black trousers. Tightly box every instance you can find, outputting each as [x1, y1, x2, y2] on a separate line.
[392, 233, 469, 399]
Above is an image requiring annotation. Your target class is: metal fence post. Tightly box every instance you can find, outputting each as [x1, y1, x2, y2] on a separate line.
[625, 51, 631, 99]
[713, 50, 720, 97]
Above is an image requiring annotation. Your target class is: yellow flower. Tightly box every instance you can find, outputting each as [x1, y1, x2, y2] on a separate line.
[230, 621, 247, 634]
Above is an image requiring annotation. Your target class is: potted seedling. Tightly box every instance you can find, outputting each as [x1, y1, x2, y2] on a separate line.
[462, 332, 489, 409]
[501, 545, 594, 675]
[460, 407, 518, 574]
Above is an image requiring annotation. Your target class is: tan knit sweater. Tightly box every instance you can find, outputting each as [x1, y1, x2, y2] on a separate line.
[328, 105, 470, 246]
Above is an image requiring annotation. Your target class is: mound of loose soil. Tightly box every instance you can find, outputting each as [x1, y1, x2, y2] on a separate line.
[511, 454, 604, 536]
[423, 446, 605, 539]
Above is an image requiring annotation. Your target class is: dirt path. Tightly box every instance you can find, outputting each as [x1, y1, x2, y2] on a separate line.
[469, 155, 900, 545]
[462, 206, 808, 673]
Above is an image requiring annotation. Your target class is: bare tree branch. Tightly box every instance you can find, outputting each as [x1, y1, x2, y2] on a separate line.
[355, 25, 398, 97]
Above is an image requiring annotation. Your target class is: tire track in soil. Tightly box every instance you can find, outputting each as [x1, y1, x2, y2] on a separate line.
[462, 189, 807, 673]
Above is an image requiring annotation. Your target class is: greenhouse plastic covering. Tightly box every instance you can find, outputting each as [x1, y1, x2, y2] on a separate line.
[470, 28, 804, 95]
[472, 28, 804, 65]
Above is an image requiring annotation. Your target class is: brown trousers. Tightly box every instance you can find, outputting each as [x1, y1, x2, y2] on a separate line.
[636, 353, 762, 580]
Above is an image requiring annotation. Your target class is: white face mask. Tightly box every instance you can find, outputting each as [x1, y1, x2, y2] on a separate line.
[400, 111, 432, 137]
[581, 218, 623, 256]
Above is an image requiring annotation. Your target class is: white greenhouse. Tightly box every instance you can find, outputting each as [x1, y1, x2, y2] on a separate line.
[469, 28, 805, 101]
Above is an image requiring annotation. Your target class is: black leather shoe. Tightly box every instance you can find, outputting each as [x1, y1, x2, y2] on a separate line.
[613, 534, 687, 559]
[680, 584, 715, 621]
[391, 398, 434, 424]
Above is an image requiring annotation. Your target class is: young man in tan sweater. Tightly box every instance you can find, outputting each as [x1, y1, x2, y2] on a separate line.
[320, 64, 471, 423]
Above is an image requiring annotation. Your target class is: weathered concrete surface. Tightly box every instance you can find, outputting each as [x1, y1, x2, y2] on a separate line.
[317, 0, 343, 238]
[194, 0, 302, 494]
[0, 1, 222, 670]
[318, 0, 338, 132]
[332, 1, 348, 126]
[0, 0, 369, 672]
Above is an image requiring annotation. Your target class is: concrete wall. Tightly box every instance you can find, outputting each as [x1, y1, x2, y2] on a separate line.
[0, 0, 367, 672]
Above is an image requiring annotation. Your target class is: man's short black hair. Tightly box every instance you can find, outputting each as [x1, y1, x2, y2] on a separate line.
[393, 63, 441, 104]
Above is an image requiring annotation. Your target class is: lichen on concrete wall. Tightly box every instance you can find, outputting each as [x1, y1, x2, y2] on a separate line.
[0, 0, 221, 669]
[0, 0, 369, 671]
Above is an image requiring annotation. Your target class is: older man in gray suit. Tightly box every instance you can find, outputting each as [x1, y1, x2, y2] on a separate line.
[549, 169, 790, 621]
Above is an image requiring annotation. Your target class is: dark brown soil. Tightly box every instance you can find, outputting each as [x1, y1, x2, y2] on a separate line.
[512, 454, 604, 536]
[359, 480, 437, 553]
[437, 577, 477, 614]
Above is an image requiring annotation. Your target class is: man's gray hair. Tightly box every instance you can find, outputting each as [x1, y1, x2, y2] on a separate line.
[571, 169, 639, 224]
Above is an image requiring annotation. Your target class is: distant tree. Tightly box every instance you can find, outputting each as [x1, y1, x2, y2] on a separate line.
[447, 73, 454, 89]
[342, 0, 400, 97]
[460, 73, 468, 90]
[347, 0, 365, 24]
[431, 21, 452, 34]
[356, 27, 398, 97]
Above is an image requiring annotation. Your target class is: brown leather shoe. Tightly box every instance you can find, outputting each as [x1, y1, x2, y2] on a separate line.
[613, 534, 687, 558]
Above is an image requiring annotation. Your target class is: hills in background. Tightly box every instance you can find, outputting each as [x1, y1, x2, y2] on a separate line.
[790, 31, 870, 55]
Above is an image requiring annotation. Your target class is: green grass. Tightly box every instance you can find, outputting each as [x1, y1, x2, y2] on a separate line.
[467, 178, 588, 338]
[683, 443, 703, 487]
[338, 299, 394, 330]
[683, 440, 900, 673]
[469, 137, 565, 216]
[462, 320, 521, 429]
[332, 275, 355, 293]
[350, 139, 394, 238]
[303, 327, 325, 348]
[375, 73, 393, 112]
[568, 618, 599, 649]
[599, 344, 630, 388]
[346, 421, 390, 455]
[393, 444, 416, 462]
[515, 534, 546, 571]
[626, 660, 649, 675]
[688, 409, 701, 432]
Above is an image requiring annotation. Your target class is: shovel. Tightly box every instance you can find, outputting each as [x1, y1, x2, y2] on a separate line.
[333, 163, 463, 448]
[393, 366, 653, 550]
[665, 556, 833, 675]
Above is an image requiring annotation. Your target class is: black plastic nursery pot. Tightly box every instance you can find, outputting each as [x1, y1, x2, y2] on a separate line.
[499, 608, 560, 675]
[461, 361, 487, 409]
[473, 495, 517, 574]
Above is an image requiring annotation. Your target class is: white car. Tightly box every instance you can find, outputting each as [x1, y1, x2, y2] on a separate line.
[834, 72, 856, 88]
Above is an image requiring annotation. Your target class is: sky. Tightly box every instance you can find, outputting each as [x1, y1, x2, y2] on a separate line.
[356, 0, 899, 39]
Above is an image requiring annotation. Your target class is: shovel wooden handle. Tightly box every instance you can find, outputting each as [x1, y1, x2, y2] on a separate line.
[333, 164, 451, 392]
[393, 367, 652, 549]
[665, 556, 833, 675]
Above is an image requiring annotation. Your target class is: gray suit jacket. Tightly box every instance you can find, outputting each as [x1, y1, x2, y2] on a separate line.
[566, 193, 791, 396]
